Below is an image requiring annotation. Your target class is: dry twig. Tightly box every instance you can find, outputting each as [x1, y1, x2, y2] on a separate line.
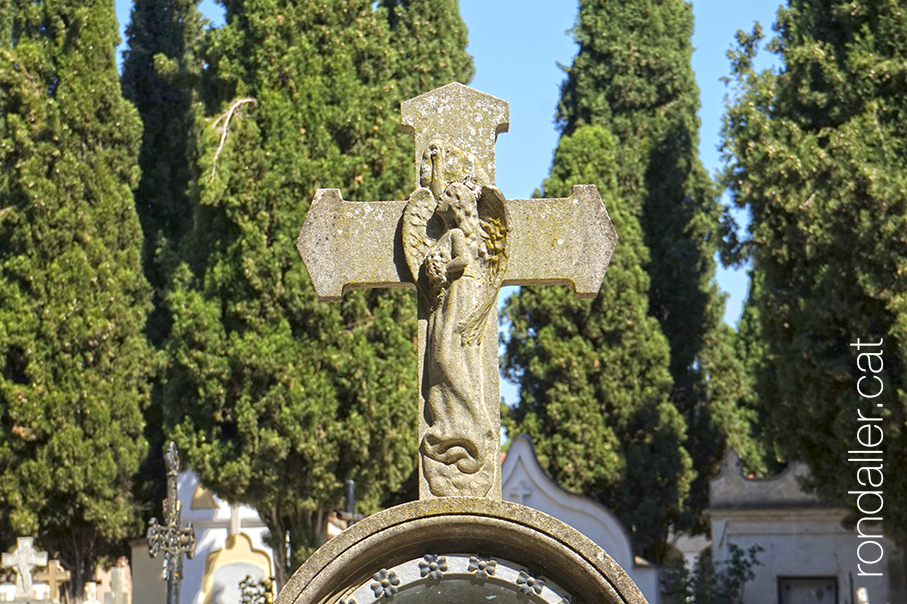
[210, 97, 257, 181]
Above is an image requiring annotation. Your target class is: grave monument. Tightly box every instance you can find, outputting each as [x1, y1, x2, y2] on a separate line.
[280, 83, 647, 604]
[2, 537, 48, 602]
[147, 443, 196, 604]
[34, 560, 70, 603]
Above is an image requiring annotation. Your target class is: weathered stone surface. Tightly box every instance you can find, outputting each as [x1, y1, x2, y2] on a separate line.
[296, 83, 618, 501]
[401, 82, 508, 186]
[296, 190, 411, 302]
[1, 537, 47, 600]
[297, 184, 618, 303]
[502, 185, 617, 297]
[404, 141, 509, 499]
[276, 498, 648, 604]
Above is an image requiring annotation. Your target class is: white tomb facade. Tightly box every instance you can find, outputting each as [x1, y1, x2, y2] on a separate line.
[132, 471, 273, 604]
[500, 434, 661, 603]
[710, 449, 905, 604]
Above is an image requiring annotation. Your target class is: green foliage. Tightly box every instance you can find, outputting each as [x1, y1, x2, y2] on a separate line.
[382, 0, 474, 99]
[721, 0, 907, 541]
[504, 0, 762, 557]
[239, 575, 273, 604]
[120, 0, 208, 517]
[0, 0, 154, 596]
[503, 124, 694, 561]
[662, 544, 763, 604]
[563, 0, 764, 523]
[162, 0, 472, 585]
[121, 0, 208, 344]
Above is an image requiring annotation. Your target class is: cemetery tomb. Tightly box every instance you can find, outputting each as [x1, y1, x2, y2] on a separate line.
[282, 83, 646, 604]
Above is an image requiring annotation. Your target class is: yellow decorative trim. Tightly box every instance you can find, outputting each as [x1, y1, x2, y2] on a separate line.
[191, 485, 218, 510]
[201, 534, 272, 604]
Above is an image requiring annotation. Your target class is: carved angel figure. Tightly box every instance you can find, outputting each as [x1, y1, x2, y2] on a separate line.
[403, 140, 509, 497]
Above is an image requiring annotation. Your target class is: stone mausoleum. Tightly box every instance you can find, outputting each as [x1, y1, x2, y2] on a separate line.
[129, 440, 906, 604]
[709, 449, 905, 604]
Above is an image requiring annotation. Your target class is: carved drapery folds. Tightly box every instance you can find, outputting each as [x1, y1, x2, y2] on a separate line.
[403, 140, 509, 497]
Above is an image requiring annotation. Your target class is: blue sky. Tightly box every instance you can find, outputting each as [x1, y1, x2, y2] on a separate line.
[455, 0, 781, 329]
[113, 0, 783, 402]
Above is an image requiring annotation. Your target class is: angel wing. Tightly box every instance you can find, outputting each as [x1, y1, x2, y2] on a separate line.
[477, 185, 509, 271]
[402, 187, 440, 285]
[456, 185, 510, 346]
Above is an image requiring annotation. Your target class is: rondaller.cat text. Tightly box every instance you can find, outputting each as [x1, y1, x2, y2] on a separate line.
[849, 337, 885, 577]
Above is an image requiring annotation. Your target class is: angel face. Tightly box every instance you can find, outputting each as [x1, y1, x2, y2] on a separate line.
[438, 181, 479, 229]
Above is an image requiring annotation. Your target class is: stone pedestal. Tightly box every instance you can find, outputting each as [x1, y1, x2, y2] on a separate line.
[276, 498, 647, 604]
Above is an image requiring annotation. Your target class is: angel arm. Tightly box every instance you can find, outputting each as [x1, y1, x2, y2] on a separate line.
[446, 228, 470, 276]
[424, 142, 445, 200]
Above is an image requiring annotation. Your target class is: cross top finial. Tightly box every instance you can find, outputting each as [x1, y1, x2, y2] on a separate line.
[164, 441, 180, 477]
[401, 83, 508, 187]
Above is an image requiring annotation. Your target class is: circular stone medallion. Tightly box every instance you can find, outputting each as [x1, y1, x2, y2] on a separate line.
[336, 554, 571, 603]
[276, 498, 648, 604]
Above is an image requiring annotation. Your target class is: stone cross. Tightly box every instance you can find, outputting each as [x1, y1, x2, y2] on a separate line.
[108, 562, 130, 604]
[1, 537, 48, 599]
[297, 82, 617, 500]
[33, 559, 71, 603]
[147, 442, 196, 604]
[507, 480, 533, 506]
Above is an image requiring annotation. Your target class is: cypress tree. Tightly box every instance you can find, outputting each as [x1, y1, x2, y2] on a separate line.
[722, 1, 907, 543]
[120, 0, 206, 511]
[121, 0, 205, 345]
[503, 124, 694, 562]
[0, 0, 153, 595]
[504, 0, 762, 542]
[163, 0, 472, 585]
[382, 0, 474, 99]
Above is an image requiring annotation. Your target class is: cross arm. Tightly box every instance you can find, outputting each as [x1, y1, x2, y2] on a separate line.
[502, 185, 618, 297]
[297, 189, 414, 302]
[298, 185, 617, 302]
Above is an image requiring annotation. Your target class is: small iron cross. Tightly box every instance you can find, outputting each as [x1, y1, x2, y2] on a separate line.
[147, 442, 196, 604]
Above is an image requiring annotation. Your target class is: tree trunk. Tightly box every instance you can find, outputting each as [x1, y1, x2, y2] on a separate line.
[263, 508, 288, 591]
[311, 509, 327, 547]
[69, 533, 85, 603]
